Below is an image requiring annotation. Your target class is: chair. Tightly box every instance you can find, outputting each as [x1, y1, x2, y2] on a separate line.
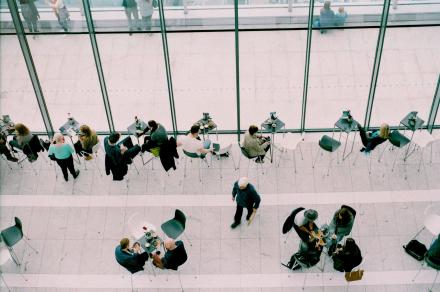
[237, 146, 264, 188]
[352, 141, 387, 175]
[182, 149, 209, 182]
[161, 209, 192, 246]
[388, 130, 411, 174]
[276, 132, 305, 173]
[0, 153, 13, 171]
[412, 247, 440, 291]
[289, 241, 324, 291]
[13, 135, 45, 175]
[0, 217, 38, 266]
[312, 135, 341, 176]
[411, 130, 439, 172]
[410, 204, 440, 242]
[210, 143, 237, 178]
[81, 141, 103, 177]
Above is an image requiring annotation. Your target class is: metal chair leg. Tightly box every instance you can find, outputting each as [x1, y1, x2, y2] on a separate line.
[178, 270, 184, 292]
[130, 273, 134, 292]
[293, 149, 297, 173]
[312, 148, 321, 169]
[429, 270, 439, 292]
[23, 235, 39, 254]
[183, 232, 192, 246]
[0, 273, 11, 292]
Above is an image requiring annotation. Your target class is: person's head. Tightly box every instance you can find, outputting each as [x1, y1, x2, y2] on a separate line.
[304, 209, 318, 223]
[79, 125, 92, 137]
[379, 123, 390, 139]
[108, 132, 121, 144]
[344, 238, 356, 250]
[238, 177, 249, 190]
[14, 123, 30, 136]
[148, 120, 158, 131]
[120, 238, 130, 250]
[324, 0, 331, 10]
[338, 6, 345, 13]
[53, 133, 65, 144]
[335, 207, 353, 224]
[248, 125, 259, 136]
[190, 124, 200, 135]
[164, 239, 176, 250]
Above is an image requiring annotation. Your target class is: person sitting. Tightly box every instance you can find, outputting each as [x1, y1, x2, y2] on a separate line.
[0, 132, 18, 162]
[115, 238, 150, 274]
[287, 208, 323, 270]
[9, 123, 32, 152]
[48, 133, 80, 182]
[141, 120, 168, 153]
[104, 132, 141, 180]
[325, 206, 355, 254]
[426, 234, 440, 267]
[177, 124, 212, 156]
[74, 125, 99, 160]
[334, 6, 347, 26]
[152, 239, 188, 270]
[332, 238, 362, 272]
[313, 1, 335, 33]
[242, 125, 270, 163]
[358, 123, 390, 153]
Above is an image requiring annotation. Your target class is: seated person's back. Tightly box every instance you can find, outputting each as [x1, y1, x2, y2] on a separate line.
[115, 238, 149, 274]
[153, 239, 188, 270]
[104, 133, 124, 165]
[332, 238, 362, 272]
[242, 125, 270, 158]
[178, 124, 211, 155]
[427, 234, 440, 266]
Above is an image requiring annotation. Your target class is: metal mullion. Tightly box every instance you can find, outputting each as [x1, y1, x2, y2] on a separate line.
[234, 0, 241, 143]
[364, 0, 391, 130]
[6, 0, 54, 136]
[158, 0, 178, 137]
[427, 75, 440, 133]
[82, 0, 114, 132]
[299, 0, 314, 132]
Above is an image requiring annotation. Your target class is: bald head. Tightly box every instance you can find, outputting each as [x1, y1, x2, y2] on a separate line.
[164, 239, 176, 250]
[238, 177, 249, 189]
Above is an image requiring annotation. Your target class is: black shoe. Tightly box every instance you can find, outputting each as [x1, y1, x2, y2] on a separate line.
[28, 154, 37, 162]
[64, 177, 69, 182]
[220, 152, 229, 157]
[360, 147, 365, 152]
[73, 170, 80, 179]
[7, 156, 18, 162]
[230, 222, 240, 229]
[255, 157, 264, 163]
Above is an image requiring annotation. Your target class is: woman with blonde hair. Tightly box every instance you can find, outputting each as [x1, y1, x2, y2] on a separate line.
[48, 133, 80, 181]
[9, 123, 32, 151]
[357, 123, 390, 153]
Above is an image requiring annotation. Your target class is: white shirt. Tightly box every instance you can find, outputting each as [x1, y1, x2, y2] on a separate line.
[179, 134, 204, 154]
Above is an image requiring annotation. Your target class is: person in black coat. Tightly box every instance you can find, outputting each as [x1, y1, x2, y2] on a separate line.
[115, 238, 150, 274]
[230, 177, 261, 229]
[332, 238, 362, 272]
[152, 239, 188, 270]
[104, 133, 140, 180]
[426, 234, 440, 267]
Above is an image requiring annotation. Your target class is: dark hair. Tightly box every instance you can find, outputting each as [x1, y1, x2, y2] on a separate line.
[109, 132, 121, 144]
[335, 207, 353, 226]
[120, 238, 130, 249]
[344, 238, 358, 255]
[248, 125, 259, 135]
[148, 120, 158, 131]
[190, 124, 200, 134]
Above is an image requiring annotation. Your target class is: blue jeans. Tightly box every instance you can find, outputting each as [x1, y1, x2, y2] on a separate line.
[203, 139, 211, 149]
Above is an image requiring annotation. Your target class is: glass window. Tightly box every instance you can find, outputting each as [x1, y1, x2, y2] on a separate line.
[0, 35, 46, 131]
[240, 30, 305, 131]
[167, 32, 236, 132]
[96, 34, 172, 131]
[371, 27, 440, 127]
[27, 35, 110, 132]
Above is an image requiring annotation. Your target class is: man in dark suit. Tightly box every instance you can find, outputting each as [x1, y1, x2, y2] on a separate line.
[152, 239, 187, 270]
[230, 177, 261, 229]
[115, 238, 149, 274]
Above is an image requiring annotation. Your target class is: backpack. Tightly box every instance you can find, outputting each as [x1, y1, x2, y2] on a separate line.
[403, 239, 427, 261]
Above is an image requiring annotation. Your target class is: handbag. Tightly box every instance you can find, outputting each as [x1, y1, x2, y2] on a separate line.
[403, 239, 427, 261]
[345, 270, 364, 282]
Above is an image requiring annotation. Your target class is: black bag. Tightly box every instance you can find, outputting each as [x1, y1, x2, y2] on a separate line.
[403, 239, 427, 261]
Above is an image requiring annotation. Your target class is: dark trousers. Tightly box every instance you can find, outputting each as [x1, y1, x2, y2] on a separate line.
[234, 204, 253, 224]
[56, 155, 76, 181]
[119, 137, 141, 162]
[358, 126, 370, 148]
[0, 143, 14, 159]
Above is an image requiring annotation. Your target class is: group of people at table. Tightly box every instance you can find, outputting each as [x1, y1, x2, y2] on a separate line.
[0, 114, 392, 182]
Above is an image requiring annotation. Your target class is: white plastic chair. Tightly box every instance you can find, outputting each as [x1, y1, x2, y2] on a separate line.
[410, 204, 440, 242]
[275, 132, 304, 173]
[411, 130, 439, 172]
[210, 143, 236, 178]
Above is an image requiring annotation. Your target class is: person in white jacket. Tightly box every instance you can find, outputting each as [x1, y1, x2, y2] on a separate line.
[137, 0, 154, 31]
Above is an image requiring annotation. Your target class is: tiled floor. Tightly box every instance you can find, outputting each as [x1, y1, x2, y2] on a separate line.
[1, 134, 440, 291]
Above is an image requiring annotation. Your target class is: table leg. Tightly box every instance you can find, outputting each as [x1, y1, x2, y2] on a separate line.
[403, 131, 415, 161]
[342, 133, 349, 161]
[136, 136, 145, 165]
[270, 132, 275, 163]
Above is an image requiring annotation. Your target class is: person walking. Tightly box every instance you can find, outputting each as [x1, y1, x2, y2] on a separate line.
[230, 177, 261, 229]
